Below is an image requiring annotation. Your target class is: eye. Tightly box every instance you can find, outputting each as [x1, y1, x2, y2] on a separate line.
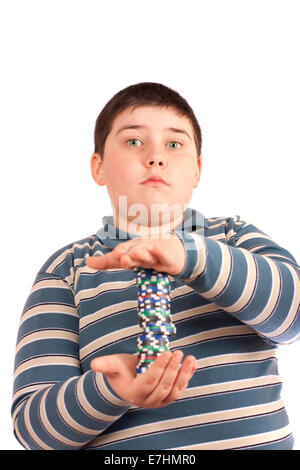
[127, 138, 141, 147]
[167, 141, 181, 149]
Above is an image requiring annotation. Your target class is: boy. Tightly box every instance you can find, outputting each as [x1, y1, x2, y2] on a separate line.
[12, 82, 300, 450]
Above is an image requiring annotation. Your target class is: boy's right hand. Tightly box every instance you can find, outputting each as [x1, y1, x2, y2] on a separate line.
[90, 350, 196, 408]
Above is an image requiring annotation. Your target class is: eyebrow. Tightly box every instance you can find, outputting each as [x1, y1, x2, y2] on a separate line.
[115, 125, 192, 141]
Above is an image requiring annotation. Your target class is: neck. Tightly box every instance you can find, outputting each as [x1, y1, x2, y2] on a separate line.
[114, 210, 185, 238]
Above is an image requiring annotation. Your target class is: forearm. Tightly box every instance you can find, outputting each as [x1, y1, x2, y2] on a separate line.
[12, 369, 130, 450]
[175, 229, 300, 345]
[12, 270, 130, 449]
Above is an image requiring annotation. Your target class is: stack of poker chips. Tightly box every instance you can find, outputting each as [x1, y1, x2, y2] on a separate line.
[134, 266, 176, 374]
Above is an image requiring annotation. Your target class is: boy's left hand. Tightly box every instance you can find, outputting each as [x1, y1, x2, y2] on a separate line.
[85, 235, 185, 276]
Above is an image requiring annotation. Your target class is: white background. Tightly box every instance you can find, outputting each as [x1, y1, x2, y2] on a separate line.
[1, 0, 299, 450]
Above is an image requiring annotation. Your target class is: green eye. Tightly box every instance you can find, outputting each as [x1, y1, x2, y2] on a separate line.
[127, 139, 141, 147]
[167, 141, 181, 149]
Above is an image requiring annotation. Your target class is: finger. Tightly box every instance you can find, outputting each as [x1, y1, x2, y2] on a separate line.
[119, 253, 136, 268]
[90, 355, 136, 377]
[113, 244, 129, 259]
[129, 246, 158, 264]
[134, 351, 172, 397]
[85, 253, 120, 270]
[142, 350, 184, 407]
[119, 247, 159, 269]
[90, 356, 121, 376]
[150, 244, 173, 267]
[162, 355, 196, 406]
[113, 242, 143, 260]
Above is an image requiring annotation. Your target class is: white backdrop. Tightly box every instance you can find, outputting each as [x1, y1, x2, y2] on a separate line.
[1, 0, 299, 450]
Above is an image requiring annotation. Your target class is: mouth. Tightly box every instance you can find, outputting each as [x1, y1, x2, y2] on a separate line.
[141, 176, 169, 186]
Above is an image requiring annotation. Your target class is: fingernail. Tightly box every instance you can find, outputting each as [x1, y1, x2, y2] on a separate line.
[173, 351, 183, 363]
[163, 352, 172, 362]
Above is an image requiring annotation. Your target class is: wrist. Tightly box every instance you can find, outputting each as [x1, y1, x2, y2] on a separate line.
[172, 232, 206, 281]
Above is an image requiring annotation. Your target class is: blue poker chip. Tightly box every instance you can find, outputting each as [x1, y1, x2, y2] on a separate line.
[137, 336, 170, 344]
[137, 296, 170, 301]
[138, 296, 171, 304]
[142, 321, 176, 329]
[139, 333, 171, 342]
[138, 285, 170, 292]
[137, 332, 170, 339]
[138, 296, 170, 303]
[138, 286, 170, 294]
[136, 366, 150, 374]
[139, 321, 175, 330]
[138, 292, 170, 299]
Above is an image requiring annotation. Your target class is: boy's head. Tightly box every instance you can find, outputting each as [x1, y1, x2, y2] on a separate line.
[91, 82, 202, 233]
[93, 82, 202, 160]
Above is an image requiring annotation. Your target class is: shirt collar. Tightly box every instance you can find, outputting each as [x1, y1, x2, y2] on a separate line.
[96, 207, 208, 250]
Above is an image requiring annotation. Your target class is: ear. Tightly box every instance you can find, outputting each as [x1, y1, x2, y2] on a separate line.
[90, 152, 106, 186]
[193, 155, 202, 188]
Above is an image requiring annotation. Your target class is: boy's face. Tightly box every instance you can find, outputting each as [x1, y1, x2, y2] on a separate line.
[91, 105, 201, 229]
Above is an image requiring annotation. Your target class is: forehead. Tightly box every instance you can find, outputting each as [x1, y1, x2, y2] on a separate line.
[111, 105, 193, 133]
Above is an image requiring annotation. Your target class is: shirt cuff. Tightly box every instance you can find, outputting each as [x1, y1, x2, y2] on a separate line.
[173, 231, 207, 281]
[93, 371, 131, 410]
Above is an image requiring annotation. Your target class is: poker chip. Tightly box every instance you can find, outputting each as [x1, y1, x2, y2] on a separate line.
[137, 355, 161, 362]
[142, 323, 176, 333]
[138, 302, 170, 309]
[138, 317, 172, 327]
[136, 366, 150, 374]
[138, 334, 171, 342]
[138, 310, 171, 318]
[137, 342, 170, 351]
[138, 315, 172, 323]
[137, 339, 170, 348]
[138, 293, 170, 300]
[137, 346, 170, 354]
[134, 266, 176, 375]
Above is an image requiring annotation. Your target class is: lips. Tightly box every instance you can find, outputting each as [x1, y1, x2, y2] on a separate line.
[141, 175, 169, 185]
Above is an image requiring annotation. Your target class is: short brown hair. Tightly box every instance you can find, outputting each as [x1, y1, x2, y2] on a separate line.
[94, 82, 202, 159]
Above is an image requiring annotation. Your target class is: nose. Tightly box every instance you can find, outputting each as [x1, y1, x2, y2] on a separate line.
[144, 152, 167, 168]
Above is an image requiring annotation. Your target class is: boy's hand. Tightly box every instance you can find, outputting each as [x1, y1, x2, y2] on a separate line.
[85, 236, 185, 276]
[90, 350, 196, 408]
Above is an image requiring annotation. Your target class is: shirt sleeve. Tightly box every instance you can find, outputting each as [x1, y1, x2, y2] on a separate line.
[11, 270, 130, 450]
[174, 215, 300, 346]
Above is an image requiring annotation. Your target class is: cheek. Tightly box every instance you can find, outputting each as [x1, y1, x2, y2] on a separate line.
[176, 165, 197, 195]
[106, 159, 138, 190]
[176, 161, 197, 182]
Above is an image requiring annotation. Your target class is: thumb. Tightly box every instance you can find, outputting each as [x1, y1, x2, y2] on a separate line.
[90, 355, 121, 376]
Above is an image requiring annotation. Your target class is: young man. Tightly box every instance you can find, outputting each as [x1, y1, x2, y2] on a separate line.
[12, 82, 300, 450]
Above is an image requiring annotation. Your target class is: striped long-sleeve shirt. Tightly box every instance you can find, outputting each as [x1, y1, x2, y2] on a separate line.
[12, 208, 300, 450]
